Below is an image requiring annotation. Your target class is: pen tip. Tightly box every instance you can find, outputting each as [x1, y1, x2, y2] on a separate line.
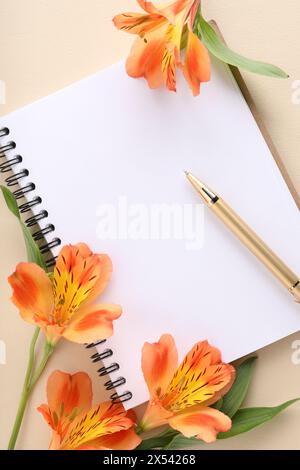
[184, 170, 190, 177]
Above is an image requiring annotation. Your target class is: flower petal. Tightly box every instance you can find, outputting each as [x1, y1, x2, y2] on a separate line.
[48, 370, 92, 416]
[126, 23, 168, 80]
[62, 303, 122, 344]
[162, 45, 177, 92]
[113, 13, 166, 36]
[137, 0, 161, 15]
[140, 399, 173, 431]
[162, 0, 196, 23]
[137, 0, 194, 22]
[144, 38, 166, 88]
[81, 428, 141, 450]
[142, 334, 178, 397]
[60, 402, 133, 450]
[53, 244, 112, 323]
[168, 406, 232, 443]
[162, 12, 186, 92]
[48, 431, 62, 450]
[38, 370, 93, 434]
[37, 404, 53, 428]
[75, 242, 93, 258]
[86, 254, 113, 303]
[182, 30, 211, 96]
[8, 262, 53, 324]
[164, 341, 235, 411]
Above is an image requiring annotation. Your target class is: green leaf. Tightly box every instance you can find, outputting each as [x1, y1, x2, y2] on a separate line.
[138, 398, 299, 449]
[1, 185, 20, 219]
[21, 224, 46, 269]
[195, 14, 288, 79]
[138, 429, 203, 451]
[218, 399, 300, 439]
[1, 185, 47, 270]
[163, 434, 201, 451]
[221, 356, 257, 418]
[212, 398, 223, 410]
[136, 429, 178, 450]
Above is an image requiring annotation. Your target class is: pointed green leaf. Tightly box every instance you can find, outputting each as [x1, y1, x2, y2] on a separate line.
[218, 399, 299, 439]
[138, 398, 299, 449]
[1, 185, 20, 219]
[221, 356, 257, 418]
[22, 224, 46, 269]
[195, 14, 288, 79]
[1, 185, 47, 270]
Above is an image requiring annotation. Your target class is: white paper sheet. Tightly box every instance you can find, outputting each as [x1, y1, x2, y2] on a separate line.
[1, 60, 300, 408]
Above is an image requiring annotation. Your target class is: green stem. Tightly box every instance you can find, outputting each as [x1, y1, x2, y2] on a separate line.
[7, 327, 40, 450]
[30, 342, 54, 389]
[7, 333, 54, 450]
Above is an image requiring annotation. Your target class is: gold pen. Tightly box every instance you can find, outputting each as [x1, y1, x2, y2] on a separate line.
[185, 171, 300, 302]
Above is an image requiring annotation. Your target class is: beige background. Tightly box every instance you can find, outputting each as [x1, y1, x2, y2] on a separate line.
[0, 0, 300, 450]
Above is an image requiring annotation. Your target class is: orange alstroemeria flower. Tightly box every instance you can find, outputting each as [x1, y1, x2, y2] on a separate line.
[140, 335, 235, 442]
[113, 0, 211, 95]
[8, 243, 121, 346]
[38, 370, 141, 450]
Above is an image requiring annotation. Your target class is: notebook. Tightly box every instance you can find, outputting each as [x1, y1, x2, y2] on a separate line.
[1, 57, 300, 410]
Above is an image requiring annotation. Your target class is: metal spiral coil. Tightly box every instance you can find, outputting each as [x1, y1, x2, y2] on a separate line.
[1, 126, 132, 404]
[0, 127, 61, 265]
[86, 340, 133, 403]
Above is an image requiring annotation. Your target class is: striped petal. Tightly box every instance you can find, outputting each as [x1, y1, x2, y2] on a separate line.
[78, 428, 141, 450]
[8, 262, 53, 324]
[162, 43, 178, 92]
[53, 244, 112, 324]
[77, 409, 141, 450]
[60, 402, 134, 450]
[168, 406, 232, 443]
[62, 303, 122, 344]
[37, 371, 92, 437]
[113, 13, 166, 36]
[142, 334, 178, 397]
[162, 12, 186, 92]
[182, 30, 211, 96]
[85, 253, 113, 303]
[163, 341, 235, 411]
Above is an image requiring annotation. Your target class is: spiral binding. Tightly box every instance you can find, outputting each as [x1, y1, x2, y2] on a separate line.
[86, 340, 132, 403]
[0, 127, 132, 404]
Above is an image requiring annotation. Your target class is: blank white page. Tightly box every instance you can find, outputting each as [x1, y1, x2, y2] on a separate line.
[1, 60, 300, 408]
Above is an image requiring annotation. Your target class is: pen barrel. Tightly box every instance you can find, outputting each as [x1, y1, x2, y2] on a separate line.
[213, 199, 300, 299]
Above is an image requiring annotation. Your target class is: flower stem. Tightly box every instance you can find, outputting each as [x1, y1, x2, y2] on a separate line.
[30, 341, 54, 388]
[7, 331, 54, 450]
[7, 327, 40, 450]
